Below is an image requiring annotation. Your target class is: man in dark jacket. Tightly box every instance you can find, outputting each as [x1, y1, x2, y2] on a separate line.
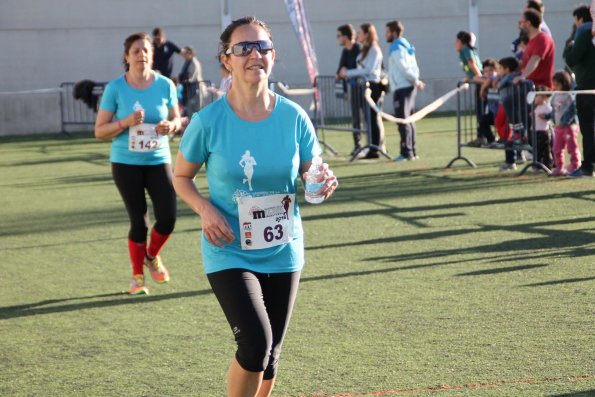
[336, 24, 363, 155]
[564, 6, 595, 177]
[152, 27, 185, 79]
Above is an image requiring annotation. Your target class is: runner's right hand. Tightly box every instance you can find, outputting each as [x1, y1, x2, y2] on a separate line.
[199, 201, 235, 248]
[127, 110, 144, 126]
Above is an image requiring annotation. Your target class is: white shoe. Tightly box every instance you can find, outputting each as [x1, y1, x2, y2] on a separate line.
[499, 163, 517, 171]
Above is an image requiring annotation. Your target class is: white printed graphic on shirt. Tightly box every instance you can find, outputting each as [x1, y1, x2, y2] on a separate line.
[128, 101, 159, 152]
[133, 101, 143, 112]
[239, 150, 257, 191]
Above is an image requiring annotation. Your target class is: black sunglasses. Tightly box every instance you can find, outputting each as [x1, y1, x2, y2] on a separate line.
[225, 40, 274, 56]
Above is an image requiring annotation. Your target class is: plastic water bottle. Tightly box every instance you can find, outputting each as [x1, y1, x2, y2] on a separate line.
[305, 156, 326, 204]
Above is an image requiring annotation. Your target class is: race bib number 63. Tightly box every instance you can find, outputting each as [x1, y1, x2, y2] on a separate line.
[237, 194, 295, 250]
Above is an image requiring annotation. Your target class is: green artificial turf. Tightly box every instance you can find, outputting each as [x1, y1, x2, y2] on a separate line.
[1, 115, 593, 396]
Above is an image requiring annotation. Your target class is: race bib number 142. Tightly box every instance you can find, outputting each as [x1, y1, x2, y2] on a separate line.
[129, 123, 160, 152]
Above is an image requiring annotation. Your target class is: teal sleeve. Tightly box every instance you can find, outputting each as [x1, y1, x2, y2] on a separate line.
[179, 113, 208, 163]
[460, 47, 469, 64]
[298, 112, 321, 163]
[168, 79, 178, 108]
[99, 82, 117, 113]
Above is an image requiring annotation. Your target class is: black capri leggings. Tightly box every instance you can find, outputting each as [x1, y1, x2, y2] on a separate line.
[207, 269, 301, 380]
[111, 162, 176, 243]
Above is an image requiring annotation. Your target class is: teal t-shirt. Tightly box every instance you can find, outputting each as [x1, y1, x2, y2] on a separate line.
[99, 71, 177, 165]
[179, 94, 321, 274]
[459, 46, 483, 79]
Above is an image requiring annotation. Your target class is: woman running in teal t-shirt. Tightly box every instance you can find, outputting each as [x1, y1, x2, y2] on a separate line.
[95, 32, 182, 295]
[173, 16, 338, 397]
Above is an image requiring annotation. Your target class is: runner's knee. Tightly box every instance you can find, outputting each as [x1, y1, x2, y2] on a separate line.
[128, 222, 148, 242]
[235, 331, 272, 373]
[154, 216, 175, 235]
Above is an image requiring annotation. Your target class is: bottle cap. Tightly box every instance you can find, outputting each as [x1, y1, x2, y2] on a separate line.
[312, 156, 322, 165]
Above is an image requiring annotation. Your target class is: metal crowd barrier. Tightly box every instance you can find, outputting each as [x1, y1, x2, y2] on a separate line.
[61, 80, 223, 136]
[314, 75, 385, 160]
[60, 81, 105, 134]
[186, 80, 277, 113]
[181, 79, 223, 117]
[446, 80, 550, 175]
[195, 80, 218, 112]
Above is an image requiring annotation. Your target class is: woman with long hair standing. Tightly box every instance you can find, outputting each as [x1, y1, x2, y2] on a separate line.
[339, 23, 385, 159]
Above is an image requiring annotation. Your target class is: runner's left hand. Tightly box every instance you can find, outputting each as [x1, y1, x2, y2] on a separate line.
[316, 163, 338, 200]
[156, 120, 174, 135]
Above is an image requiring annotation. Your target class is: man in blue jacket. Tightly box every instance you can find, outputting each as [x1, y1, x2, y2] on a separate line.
[385, 20, 425, 162]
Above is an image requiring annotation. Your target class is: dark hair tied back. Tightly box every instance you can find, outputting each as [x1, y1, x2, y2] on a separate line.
[219, 16, 272, 57]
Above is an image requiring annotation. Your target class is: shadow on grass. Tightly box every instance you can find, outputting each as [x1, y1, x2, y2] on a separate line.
[0, 264, 399, 319]
[550, 390, 595, 397]
[455, 264, 548, 276]
[0, 131, 96, 144]
[1, 173, 115, 189]
[0, 153, 109, 168]
[304, 187, 595, 223]
[3, 266, 593, 320]
[3, 159, 593, 237]
[0, 226, 202, 251]
[0, 262, 448, 320]
[0, 289, 213, 320]
[308, 216, 595, 253]
[0, 202, 201, 238]
[521, 276, 595, 287]
[300, 265, 416, 283]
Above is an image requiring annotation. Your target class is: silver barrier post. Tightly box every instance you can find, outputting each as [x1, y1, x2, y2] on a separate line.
[517, 80, 550, 175]
[446, 81, 476, 168]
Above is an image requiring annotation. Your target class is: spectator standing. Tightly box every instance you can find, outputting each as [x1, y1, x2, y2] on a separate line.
[178, 46, 204, 115]
[571, 4, 592, 40]
[173, 16, 338, 396]
[498, 56, 523, 171]
[512, 0, 552, 59]
[207, 63, 233, 98]
[94, 32, 182, 294]
[592, 0, 595, 45]
[545, 71, 581, 177]
[564, 5, 595, 177]
[152, 27, 185, 78]
[470, 58, 499, 147]
[210, 63, 231, 97]
[455, 31, 483, 84]
[336, 24, 364, 155]
[513, 9, 555, 89]
[526, 0, 552, 35]
[339, 23, 385, 159]
[533, 90, 553, 171]
[455, 30, 486, 148]
[385, 20, 425, 162]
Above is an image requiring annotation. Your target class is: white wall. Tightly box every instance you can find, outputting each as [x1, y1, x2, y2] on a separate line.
[0, 0, 582, 135]
[0, 90, 62, 135]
